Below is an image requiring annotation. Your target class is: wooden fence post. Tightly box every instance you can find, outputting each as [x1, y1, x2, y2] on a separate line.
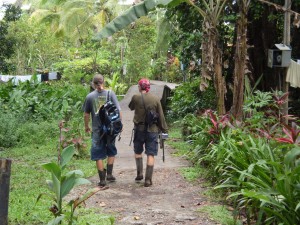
[0, 158, 12, 225]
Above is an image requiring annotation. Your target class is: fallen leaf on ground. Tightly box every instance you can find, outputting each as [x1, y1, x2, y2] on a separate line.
[99, 202, 106, 207]
[134, 216, 140, 220]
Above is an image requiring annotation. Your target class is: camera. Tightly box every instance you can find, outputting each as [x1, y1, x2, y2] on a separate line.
[161, 133, 168, 140]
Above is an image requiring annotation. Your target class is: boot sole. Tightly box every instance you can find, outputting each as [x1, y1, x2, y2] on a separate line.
[135, 176, 144, 181]
[107, 179, 116, 182]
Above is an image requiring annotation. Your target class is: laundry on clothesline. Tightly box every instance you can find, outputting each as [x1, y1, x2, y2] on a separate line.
[0, 74, 41, 85]
[0, 72, 60, 85]
[286, 59, 300, 88]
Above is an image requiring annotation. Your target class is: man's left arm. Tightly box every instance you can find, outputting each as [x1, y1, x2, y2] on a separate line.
[157, 101, 168, 133]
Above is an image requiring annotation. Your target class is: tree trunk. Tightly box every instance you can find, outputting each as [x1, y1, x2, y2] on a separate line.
[0, 158, 12, 225]
[201, 17, 225, 115]
[232, 0, 250, 120]
[214, 43, 226, 115]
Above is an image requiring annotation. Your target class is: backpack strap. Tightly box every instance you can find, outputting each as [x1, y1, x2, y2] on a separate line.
[141, 93, 147, 112]
[106, 90, 110, 101]
[141, 93, 148, 126]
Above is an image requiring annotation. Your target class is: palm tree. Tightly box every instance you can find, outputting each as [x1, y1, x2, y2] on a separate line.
[30, 0, 119, 44]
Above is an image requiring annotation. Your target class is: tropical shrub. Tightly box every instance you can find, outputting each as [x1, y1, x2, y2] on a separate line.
[169, 78, 216, 120]
[215, 137, 300, 224]
[0, 112, 22, 148]
[105, 72, 128, 95]
[59, 120, 89, 159]
[53, 58, 111, 84]
[0, 109, 58, 149]
[180, 90, 300, 224]
[0, 79, 88, 121]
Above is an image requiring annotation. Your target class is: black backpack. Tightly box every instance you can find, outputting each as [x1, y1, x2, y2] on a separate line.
[99, 91, 123, 141]
[141, 93, 159, 127]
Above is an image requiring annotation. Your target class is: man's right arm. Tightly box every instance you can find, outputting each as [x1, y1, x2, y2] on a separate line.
[84, 112, 91, 133]
[128, 95, 136, 110]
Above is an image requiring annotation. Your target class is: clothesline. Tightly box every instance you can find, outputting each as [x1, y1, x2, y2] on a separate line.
[0, 72, 59, 85]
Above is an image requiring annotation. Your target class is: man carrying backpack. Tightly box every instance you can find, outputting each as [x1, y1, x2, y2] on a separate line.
[128, 78, 168, 187]
[83, 74, 122, 187]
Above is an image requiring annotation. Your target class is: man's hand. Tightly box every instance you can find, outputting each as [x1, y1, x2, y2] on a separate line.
[85, 126, 91, 133]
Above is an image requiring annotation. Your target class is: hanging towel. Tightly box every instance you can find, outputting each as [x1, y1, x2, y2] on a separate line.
[286, 60, 300, 88]
[0, 74, 42, 84]
[49, 72, 57, 80]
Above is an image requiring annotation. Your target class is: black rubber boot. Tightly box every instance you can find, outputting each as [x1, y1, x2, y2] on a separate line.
[98, 169, 106, 187]
[135, 158, 143, 181]
[144, 165, 153, 187]
[106, 164, 116, 182]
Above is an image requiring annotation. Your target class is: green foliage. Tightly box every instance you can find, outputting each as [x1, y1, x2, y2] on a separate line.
[198, 205, 242, 225]
[94, 0, 174, 40]
[0, 4, 22, 73]
[180, 113, 215, 166]
[76, 208, 115, 225]
[166, 124, 193, 158]
[53, 58, 110, 84]
[214, 136, 300, 224]
[165, 2, 203, 71]
[169, 78, 216, 119]
[59, 120, 89, 159]
[180, 166, 202, 182]
[0, 113, 22, 148]
[125, 16, 157, 83]
[105, 72, 128, 95]
[179, 91, 300, 224]
[151, 55, 167, 80]
[0, 110, 58, 149]
[38, 145, 104, 225]
[0, 80, 88, 121]
[243, 90, 273, 116]
[0, 128, 103, 224]
[7, 15, 68, 75]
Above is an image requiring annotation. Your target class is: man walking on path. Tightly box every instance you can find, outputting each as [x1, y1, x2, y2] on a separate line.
[128, 78, 168, 187]
[83, 74, 122, 187]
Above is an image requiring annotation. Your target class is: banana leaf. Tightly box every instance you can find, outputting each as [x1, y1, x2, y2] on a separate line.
[93, 0, 181, 40]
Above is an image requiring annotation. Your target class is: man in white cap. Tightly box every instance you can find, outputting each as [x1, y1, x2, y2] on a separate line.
[83, 74, 121, 187]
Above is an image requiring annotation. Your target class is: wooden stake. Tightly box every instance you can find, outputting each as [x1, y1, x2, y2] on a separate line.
[0, 158, 12, 225]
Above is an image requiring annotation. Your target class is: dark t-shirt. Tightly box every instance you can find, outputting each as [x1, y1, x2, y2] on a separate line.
[128, 92, 167, 133]
[83, 89, 120, 132]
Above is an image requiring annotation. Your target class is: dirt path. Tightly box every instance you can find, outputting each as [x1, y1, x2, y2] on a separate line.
[70, 85, 219, 225]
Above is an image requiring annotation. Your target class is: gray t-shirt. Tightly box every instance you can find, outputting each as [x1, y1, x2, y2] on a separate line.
[83, 89, 121, 132]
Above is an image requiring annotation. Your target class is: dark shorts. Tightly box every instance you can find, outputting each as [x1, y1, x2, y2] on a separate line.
[90, 132, 117, 160]
[133, 128, 158, 156]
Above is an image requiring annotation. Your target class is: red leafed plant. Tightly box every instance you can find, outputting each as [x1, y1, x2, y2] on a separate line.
[257, 123, 280, 140]
[205, 109, 230, 135]
[273, 92, 289, 106]
[275, 122, 300, 144]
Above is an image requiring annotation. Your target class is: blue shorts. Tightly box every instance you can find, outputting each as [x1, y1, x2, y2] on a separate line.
[90, 132, 117, 160]
[133, 129, 158, 156]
